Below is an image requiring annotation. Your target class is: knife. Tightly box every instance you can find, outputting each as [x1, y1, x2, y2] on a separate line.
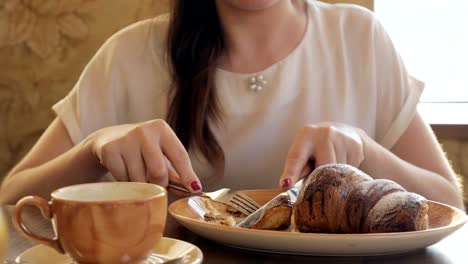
[236, 179, 304, 228]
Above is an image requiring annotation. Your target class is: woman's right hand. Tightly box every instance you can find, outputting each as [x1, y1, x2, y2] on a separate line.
[86, 119, 202, 193]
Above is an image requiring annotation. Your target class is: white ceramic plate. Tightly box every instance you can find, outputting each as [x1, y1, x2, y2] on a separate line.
[168, 189, 467, 256]
[15, 237, 203, 264]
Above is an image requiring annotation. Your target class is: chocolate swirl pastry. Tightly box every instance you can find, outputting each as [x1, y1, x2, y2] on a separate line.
[294, 164, 429, 233]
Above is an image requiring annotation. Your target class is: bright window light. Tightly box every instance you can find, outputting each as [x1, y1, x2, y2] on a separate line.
[375, 0, 468, 103]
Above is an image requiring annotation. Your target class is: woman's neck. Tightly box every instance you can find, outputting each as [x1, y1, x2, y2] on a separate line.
[216, 0, 307, 73]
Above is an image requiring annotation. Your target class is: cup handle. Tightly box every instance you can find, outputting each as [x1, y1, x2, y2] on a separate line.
[13, 196, 64, 254]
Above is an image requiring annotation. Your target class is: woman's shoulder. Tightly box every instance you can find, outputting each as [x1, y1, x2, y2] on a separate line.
[110, 14, 169, 48]
[307, 0, 378, 33]
[94, 14, 170, 65]
[306, 0, 386, 54]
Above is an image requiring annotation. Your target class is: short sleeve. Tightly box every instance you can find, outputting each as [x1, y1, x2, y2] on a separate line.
[52, 19, 159, 145]
[52, 41, 121, 144]
[371, 17, 425, 149]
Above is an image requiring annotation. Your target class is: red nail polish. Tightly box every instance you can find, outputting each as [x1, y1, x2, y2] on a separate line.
[281, 178, 291, 188]
[191, 181, 201, 191]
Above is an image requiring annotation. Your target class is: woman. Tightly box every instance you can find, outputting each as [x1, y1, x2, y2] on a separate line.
[0, 0, 463, 209]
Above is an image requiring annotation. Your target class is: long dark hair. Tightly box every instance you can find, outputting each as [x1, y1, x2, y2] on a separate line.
[166, 1, 224, 165]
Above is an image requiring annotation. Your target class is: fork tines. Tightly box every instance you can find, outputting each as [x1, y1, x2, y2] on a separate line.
[230, 193, 261, 214]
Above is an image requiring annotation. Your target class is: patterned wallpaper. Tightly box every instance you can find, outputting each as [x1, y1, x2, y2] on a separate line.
[0, 0, 169, 177]
[0, 0, 466, 199]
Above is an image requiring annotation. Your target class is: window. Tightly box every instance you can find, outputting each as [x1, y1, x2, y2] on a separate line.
[374, 0, 468, 125]
[375, 0, 468, 103]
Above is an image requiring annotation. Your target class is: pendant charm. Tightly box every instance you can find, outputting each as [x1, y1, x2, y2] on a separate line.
[248, 74, 267, 92]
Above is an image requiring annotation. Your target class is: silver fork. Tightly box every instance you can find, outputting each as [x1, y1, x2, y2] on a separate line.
[167, 184, 261, 215]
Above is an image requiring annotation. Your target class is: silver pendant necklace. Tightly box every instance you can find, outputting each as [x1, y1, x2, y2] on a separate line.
[248, 74, 267, 92]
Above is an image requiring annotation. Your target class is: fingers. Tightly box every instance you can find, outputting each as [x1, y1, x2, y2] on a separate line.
[345, 131, 365, 167]
[157, 121, 202, 192]
[314, 141, 337, 167]
[165, 157, 182, 185]
[280, 160, 314, 190]
[279, 124, 366, 189]
[92, 120, 200, 191]
[100, 144, 128, 182]
[279, 132, 314, 189]
[122, 141, 146, 183]
[141, 142, 169, 186]
[333, 140, 347, 164]
[299, 160, 315, 178]
[346, 146, 364, 168]
[141, 142, 189, 198]
[164, 158, 193, 197]
[280, 143, 336, 189]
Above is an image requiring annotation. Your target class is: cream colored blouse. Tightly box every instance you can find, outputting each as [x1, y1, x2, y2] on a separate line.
[53, 0, 423, 190]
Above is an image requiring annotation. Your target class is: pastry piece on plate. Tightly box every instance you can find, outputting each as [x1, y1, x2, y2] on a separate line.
[204, 211, 237, 226]
[189, 196, 246, 226]
[236, 193, 293, 230]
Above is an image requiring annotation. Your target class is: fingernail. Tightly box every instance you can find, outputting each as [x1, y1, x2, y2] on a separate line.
[191, 181, 201, 192]
[281, 178, 291, 188]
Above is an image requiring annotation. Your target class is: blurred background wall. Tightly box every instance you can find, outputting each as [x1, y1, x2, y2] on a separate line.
[0, 0, 169, 176]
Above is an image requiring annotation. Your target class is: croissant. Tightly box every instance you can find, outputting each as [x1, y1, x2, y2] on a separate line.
[294, 164, 429, 233]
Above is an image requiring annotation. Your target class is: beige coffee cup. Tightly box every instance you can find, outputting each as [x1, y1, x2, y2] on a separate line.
[13, 182, 167, 264]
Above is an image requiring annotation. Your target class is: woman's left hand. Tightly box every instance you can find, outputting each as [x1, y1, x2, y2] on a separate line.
[279, 123, 367, 189]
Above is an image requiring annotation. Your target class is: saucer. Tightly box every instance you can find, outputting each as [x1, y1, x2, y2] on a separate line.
[15, 237, 203, 264]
